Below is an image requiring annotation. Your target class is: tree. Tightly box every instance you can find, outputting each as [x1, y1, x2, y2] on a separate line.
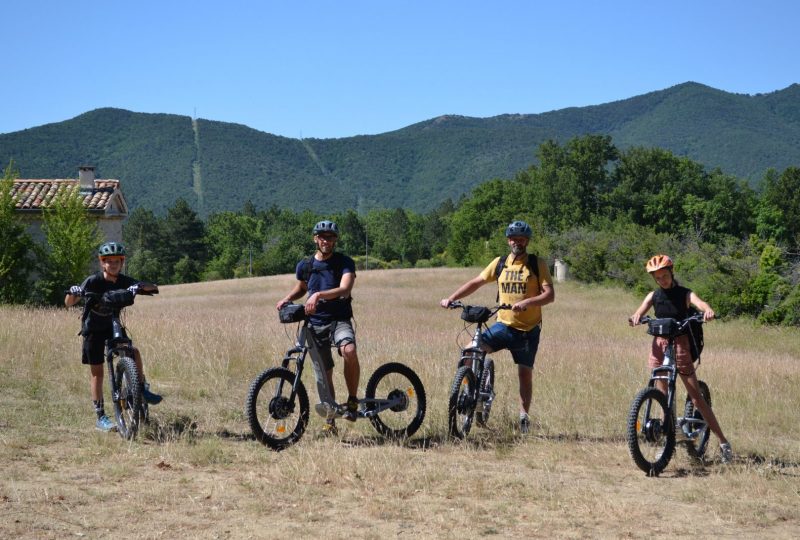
[517, 136, 619, 233]
[123, 207, 163, 255]
[609, 147, 706, 233]
[446, 179, 522, 264]
[332, 209, 366, 259]
[123, 207, 170, 283]
[34, 185, 103, 304]
[205, 211, 264, 279]
[125, 249, 163, 283]
[756, 167, 800, 249]
[0, 162, 35, 303]
[162, 198, 207, 283]
[419, 198, 454, 263]
[682, 170, 756, 242]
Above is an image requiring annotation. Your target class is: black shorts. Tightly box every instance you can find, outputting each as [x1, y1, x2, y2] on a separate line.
[82, 333, 110, 365]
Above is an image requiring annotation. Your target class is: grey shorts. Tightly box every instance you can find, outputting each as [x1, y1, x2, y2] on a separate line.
[308, 320, 356, 370]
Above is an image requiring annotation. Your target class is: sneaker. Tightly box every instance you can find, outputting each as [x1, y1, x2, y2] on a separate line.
[519, 413, 531, 434]
[321, 419, 338, 436]
[95, 415, 117, 432]
[142, 383, 163, 405]
[720, 442, 733, 464]
[342, 396, 359, 422]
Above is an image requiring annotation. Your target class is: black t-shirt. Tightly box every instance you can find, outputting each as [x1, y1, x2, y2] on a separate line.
[79, 272, 138, 334]
[295, 252, 356, 324]
[653, 285, 691, 320]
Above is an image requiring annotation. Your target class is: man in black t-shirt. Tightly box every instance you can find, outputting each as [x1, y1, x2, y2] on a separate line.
[276, 221, 360, 434]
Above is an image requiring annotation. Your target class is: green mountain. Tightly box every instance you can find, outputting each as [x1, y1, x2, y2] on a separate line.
[2, 82, 798, 215]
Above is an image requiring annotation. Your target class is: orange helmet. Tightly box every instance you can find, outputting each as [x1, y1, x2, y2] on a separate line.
[645, 254, 673, 273]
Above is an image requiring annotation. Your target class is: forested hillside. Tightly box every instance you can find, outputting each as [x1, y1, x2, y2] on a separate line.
[2, 82, 799, 215]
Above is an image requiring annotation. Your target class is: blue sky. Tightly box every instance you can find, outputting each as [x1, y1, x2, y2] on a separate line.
[3, 1, 798, 139]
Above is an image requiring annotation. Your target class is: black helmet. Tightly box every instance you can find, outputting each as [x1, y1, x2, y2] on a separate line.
[505, 220, 532, 238]
[98, 241, 127, 257]
[313, 220, 339, 236]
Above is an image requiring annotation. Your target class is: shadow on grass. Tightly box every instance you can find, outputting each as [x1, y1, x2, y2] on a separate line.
[136, 417, 800, 478]
[742, 453, 800, 477]
[141, 413, 199, 443]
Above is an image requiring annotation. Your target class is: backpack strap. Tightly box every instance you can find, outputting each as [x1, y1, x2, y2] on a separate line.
[301, 253, 345, 285]
[301, 256, 314, 282]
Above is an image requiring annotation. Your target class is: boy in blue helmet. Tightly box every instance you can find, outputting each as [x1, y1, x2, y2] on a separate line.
[65, 241, 163, 432]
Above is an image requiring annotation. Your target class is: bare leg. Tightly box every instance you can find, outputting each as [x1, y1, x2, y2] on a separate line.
[517, 364, 533, 415]
[90, 364, 104, 401]
[680, 372, 728, 444]
[340, 343, 360, 398]
[133, 347, 145, 380]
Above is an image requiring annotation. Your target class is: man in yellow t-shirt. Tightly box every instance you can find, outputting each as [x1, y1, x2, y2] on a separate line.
[440, 220, 554, 433]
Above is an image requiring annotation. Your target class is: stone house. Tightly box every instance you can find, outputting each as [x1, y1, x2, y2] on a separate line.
[11, 166, 129, 245]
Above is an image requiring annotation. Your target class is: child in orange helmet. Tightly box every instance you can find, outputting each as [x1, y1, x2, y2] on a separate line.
[629, 254, 732, 463]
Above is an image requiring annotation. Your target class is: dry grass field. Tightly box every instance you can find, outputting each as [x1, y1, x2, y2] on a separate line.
[1, 267, 799, 539]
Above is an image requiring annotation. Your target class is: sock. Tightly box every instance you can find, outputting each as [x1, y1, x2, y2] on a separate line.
[93, 399, 105, 419]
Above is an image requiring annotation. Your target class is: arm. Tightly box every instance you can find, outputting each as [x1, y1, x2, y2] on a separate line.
[512, 283, 555, 312]
[65, 292, 81, 307]
[276, 280, 308, 310]
[65, 278, 89, 307]
[629, 292, 655, 326]
[689, 291, 715, 321]
[305, 271, 355, 313]
[440, 275, 488, 308]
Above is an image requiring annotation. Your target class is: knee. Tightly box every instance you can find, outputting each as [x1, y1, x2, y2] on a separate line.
[341, 342, 358, 361]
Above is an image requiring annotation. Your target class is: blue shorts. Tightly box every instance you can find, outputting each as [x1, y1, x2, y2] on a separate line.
[481, 322, 541, 368]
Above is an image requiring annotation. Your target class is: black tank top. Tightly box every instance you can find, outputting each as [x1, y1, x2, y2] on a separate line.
[653, 285, 691, 319]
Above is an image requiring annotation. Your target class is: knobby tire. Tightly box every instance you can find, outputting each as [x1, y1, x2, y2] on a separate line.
[683, 380, 712, 460]
[448, 366, 478, 440]
[364, 362, 426, 439]
[114, 355, 142, 441]
[476, 358, 494, 427]
[626, 387, 675, 476]
[245, 367, 309, 451]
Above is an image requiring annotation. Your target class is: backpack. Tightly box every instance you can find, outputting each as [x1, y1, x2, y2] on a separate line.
[494, 253, 541, 302]
[686, 307, 704, 361]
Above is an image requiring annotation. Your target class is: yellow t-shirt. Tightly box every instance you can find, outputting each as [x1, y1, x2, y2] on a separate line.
[479, 253, 552, 331]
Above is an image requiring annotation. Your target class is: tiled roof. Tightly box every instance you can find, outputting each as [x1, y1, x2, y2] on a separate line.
[11, 179, 121, 211]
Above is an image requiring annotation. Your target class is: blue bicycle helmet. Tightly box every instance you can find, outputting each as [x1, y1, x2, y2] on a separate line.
[312, 220, 339, 236]
[505, 220, 532, 238]
[98, 241, 127, 257]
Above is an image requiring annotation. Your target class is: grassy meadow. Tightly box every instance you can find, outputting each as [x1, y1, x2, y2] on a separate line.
[1, 267, 799, 538]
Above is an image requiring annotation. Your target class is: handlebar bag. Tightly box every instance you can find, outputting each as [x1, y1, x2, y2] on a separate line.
[101, 289, 135, 309]
[461, 306, 492, 324]
[647, 318, 679, 338]
[279, 304, 306, 324]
